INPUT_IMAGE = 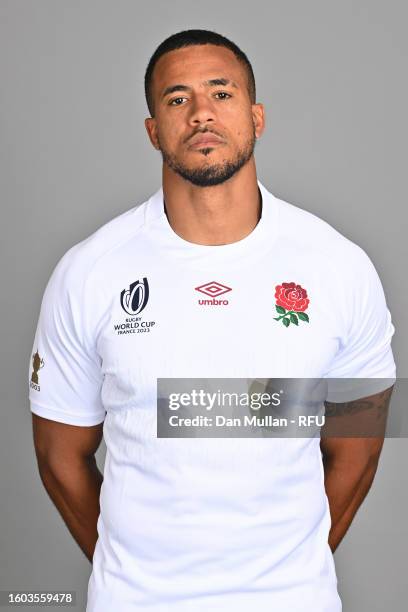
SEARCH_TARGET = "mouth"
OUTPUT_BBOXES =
[188,133,225,149]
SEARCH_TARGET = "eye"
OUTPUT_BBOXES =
[214,92,232,100]
[169,97,187,106]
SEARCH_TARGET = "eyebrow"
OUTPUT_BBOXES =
[161,78,239,99]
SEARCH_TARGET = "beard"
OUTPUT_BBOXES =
[158,127,257,187]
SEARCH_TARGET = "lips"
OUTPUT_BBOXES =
[188,133,225,148]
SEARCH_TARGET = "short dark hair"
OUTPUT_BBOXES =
[144,29,256,116]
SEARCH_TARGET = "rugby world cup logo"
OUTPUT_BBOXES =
[120,277,149,315]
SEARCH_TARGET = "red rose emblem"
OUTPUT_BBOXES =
[273,282,310,327]
[275,282,309,312]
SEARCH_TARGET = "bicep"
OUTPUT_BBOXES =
[320,437,385,470]
[320,386,394,465]
[32,413,104,468]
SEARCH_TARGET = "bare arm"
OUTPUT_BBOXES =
[31,414,104,563]
[320,386,394,553]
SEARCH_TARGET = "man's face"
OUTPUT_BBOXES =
[145,44,265,187]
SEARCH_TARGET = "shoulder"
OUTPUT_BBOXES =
[271,192,389,322]
[273,193,374,273]
[43,199,149,299]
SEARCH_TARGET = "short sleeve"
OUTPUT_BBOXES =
[28,247,106,426]
[324,248,396,402]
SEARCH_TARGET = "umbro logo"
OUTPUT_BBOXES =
[195,281,231,306]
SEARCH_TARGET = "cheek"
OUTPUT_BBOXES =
[156,113,181,143]
[156,126,178,151]
[227,113,255,141]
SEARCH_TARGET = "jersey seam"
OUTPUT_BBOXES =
[79,201,150,353]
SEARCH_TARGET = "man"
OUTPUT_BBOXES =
[29,29,396,611]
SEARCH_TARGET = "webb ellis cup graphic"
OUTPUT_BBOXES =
[31,350,44,384]
[120,277,149,316]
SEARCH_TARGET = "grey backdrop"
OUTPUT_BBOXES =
[1,1,407,610]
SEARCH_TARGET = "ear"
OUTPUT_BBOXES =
[252,103,265,139]
[145,117,160,150]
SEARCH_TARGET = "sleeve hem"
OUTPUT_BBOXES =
[29,401,106,426]
[325,375,396,403]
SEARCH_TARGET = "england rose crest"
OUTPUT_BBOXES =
[273,282,310,327]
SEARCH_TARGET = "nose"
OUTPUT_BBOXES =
[187,93,216,127]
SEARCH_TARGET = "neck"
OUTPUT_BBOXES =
[161,160,261,246]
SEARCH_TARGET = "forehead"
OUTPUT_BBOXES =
[152,44,247,93]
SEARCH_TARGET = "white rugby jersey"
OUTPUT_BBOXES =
[28,180,396,612]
